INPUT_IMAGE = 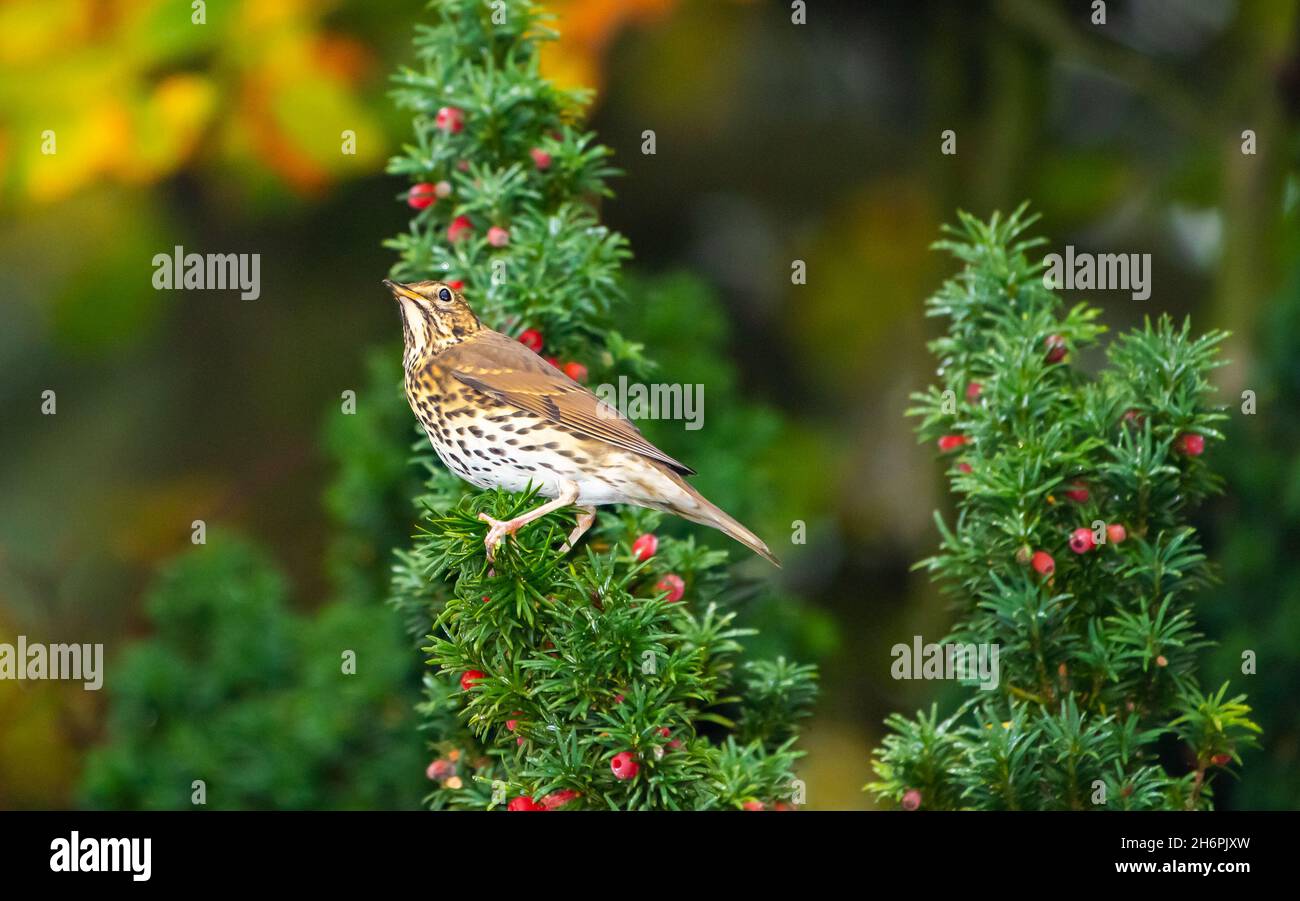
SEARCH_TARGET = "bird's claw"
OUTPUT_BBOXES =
[478,512,517,562]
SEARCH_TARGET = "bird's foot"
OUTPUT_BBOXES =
[559,507,597,555]
[478,512,524,562]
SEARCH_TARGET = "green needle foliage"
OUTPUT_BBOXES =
[867,207,1259,811]
[385,0,815,811]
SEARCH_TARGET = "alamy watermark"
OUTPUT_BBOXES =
[0,636,103,690]
[50,832,150,882]
[891,636,1000,690]
[152,245,261,300]
[1043,245,1151,301]
[594,376,704,430]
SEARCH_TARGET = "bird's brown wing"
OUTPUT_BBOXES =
[438,330,695,476]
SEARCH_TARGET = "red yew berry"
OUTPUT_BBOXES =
[631,533,658,561]
[1031,551,1055,576]
[562,361,588,383]
[901,788,922,811]
[487,225,509,247]
[937,435,968,452]
[507,796,543,811]
[655,573,685,603]
[435,106,465,133]
[966,381,983,401]
[1177,433,1205,456]
[1044,334,1067,363]
[447,216,473,242]
[1211,753,1232,767]
[610,751,639,780]
[1069,527,1096,554]
[530,147,552,169]
[518,328,544,353]
[407,182,437,210]
[1106,523,1127,545]
[447,279,465,291]
[743,800,765,811]
[540,789,580,810]
[1064,482,1089,503]
[459,669,485,691]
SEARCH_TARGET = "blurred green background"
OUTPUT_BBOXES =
[2,0,1298,810]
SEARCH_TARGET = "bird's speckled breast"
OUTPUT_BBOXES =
[405,357,646,503]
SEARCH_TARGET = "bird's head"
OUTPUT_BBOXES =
[384,279,483,364]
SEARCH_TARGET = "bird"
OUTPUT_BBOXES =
[385,278,779,566]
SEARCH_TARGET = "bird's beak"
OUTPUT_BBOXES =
[383,279,422,303]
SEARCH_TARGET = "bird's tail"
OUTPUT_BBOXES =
[664,474,781,567]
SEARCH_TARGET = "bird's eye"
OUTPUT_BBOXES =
[438,287,452,302]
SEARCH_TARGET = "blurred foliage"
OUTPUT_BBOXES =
[1201,204,1300,811]
[0,0,386,204]
[80,534,423,809]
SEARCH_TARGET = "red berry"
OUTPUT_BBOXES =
[1069,527,1096,555]
[459,669,486,691]
[540,789,580,810]
[407,182,437,210]
[901,788,922,811]
[1031,551,1055,576]
[743,800,765,811]
[435,106,465,133]
[1106,523,1127,545]
[487,225,509,247]
[447,279,465,291]
[447,215,473,242]
[956,462,973,474]
[610,751,639,780]
[426,759,453,781]
[631,533,658,561]
[518,328,544,353]
[562,361,588,383]
[1177,433,1205,456]
[507,796,543,811]
[1064,482,1089,503]
[966,381,983,402]
[655,573,685,603]
[937,435,968,452]
[481,594,491,603]
[506,718,519,732]
[1211,753,1232,767]
[1044,334,1067,363]
[530,147,552,170]
[657,726,682,749]
[544,356,560,368]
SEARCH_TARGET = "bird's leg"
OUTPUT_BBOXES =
[560,506,597,555]
[478,481,580,562]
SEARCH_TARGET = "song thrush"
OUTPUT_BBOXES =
[385,279,779,566]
